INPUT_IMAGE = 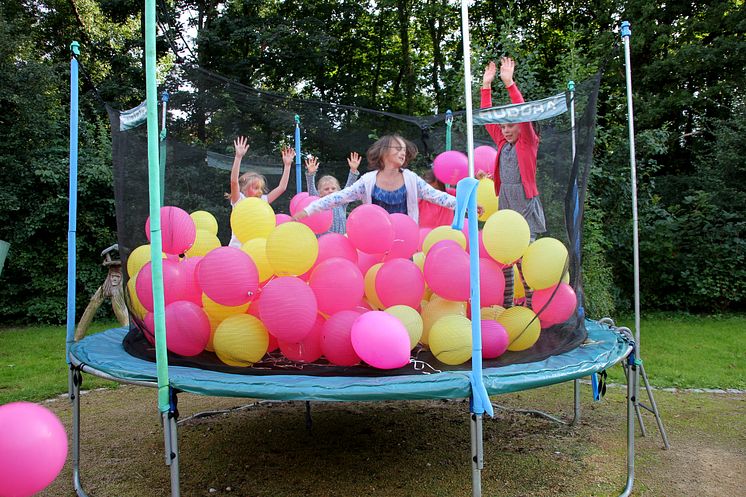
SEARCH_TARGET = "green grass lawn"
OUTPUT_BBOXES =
[1,313,744,405]
[604,313,746,390]
[0,322,120,404]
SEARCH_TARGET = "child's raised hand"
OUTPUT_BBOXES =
[234,136,249,158]
[482,61,497,88]
[281,146,296,168]
[347,152,361,172]
[305,155,319,174]
[499,57,515,87]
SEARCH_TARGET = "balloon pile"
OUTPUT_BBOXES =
[128,196,576,370]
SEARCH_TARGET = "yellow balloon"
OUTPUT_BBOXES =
[562,271,570,284]
[190,210,219,236]
[126,277,147,319]
[126,244,165,278]
[241,238,273,282]
[429,315,473,365]
[421,297,466,346]
[412,251,425,271]
[266,222,318,276]
[213,314,269,366]
[482,209,530,264]
[513,265,525,300]
[385,305,423,350]
[230,197,276,244]
[476,178,499,221]
[521,238,569,290]
[205,314,222,352]
[202,294,250,321]
[497,306,541,351]
[422,226,467,254]
[481,305,506,321]
[185,229,221,257]
[364,263,384,310]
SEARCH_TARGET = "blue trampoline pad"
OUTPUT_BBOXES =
[69,320,630,402]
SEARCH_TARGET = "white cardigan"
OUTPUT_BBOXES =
[302,169,456,223]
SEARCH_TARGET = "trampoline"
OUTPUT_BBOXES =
[62,6,649,496]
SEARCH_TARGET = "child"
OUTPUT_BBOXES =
[417,168,455,228]
[228,136,295,247]
[481,57,546,306]
[293,134,457,223]
[305,152,361,234]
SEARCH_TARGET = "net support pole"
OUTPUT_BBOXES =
[65,41,80,365]
[159,91,169,204]
[621,21,671,451]
[294,115,302,194]
[445,109,453,151]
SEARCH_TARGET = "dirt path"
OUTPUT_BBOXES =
[35,383,746,496]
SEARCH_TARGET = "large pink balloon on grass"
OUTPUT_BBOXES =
[309,257,364,315]
[531,283,577,328]
[259,276,318,342]
[145,206,197,255]
[433,150,468,185]
[321,310,363,366]
[351,311,411,369]
[346,204,394,254]
[197,246,259,306]
[375,258,425,309]
[0,402,67,497]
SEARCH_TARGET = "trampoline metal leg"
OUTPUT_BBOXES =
[70,368,91,497]
[470,413,484,497]
[618,355,636,497]
[639,363,671,449]
[570,379,581,426]
[163,412,181,497]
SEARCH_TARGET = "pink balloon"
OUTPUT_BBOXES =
[384,213,419,261]
[474,145,497,176]
[164,300,211,356]
[446,186,456,196]
[145,206,197,255]
[357,250,384,276]
[375,258,425,309]
[142,312,156,345]
[478,258,506,307]
[275,213,293,225]
[197,246,259,306]
[309,257,364,315]
[481,320,509,359]
[317,233,358,265]
[178,256,203,305]
[351,311,411,369]
[259,277,318,342]
[296,195,333,234]
[423,241,470,301]
[135,259,186,312]
[346,204,394,254]
[532,283,578,328]
[279,314,325,363]
[321,310,363,366]
[0,402,67,497]
[418,227,432,251]
[289,192,310,215]
[433,150,468,185]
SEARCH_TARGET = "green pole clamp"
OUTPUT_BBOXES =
[70,41,80,56]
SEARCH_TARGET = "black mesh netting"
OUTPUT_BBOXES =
[110,63,601,376]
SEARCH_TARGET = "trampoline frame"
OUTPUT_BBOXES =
[67,321,635,497]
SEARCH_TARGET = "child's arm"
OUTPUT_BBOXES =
[230,136,249,204]
[480,61,505,146]
[416,177,457,210]
[305,155,320,196]
[344,152,362,188]
[292,181,366,220]
[266,146,295,204]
